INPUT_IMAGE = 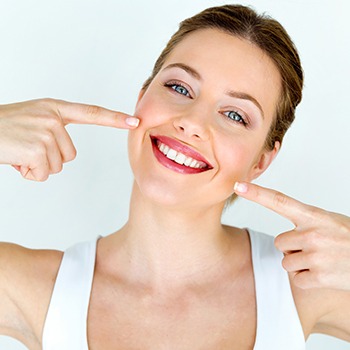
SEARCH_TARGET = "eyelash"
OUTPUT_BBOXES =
[164,81,192,98]
[223,110,248,126]
[163,81,249,127]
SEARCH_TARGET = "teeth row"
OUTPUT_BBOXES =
[157,141,207,169]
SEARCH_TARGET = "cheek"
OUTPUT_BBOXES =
[134,90,172,128]
[129,91,170,171]
[215,136,262,179]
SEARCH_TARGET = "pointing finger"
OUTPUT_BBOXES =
[233,182,309,225]
[52,99,140,129]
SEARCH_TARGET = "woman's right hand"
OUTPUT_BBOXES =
[0,98,139,181]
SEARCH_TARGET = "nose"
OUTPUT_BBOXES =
[172,111,210,141]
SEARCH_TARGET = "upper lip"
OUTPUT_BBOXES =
[150,135,213,168]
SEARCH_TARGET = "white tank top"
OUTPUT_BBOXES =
[42,229,305,349]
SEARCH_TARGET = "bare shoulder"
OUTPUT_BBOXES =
[0,242,63,348]
[291,276,350,342]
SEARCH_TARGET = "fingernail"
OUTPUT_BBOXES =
[126,117,140,127]
[234,182,248,193]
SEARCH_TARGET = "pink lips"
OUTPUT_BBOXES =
[150,135,213,174]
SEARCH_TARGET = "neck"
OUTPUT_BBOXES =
[108,182,243,293]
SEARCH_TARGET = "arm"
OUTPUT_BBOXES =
[0,243,62,348]
[0,98,140,345]
[311,289,350,341]
[290,275,350,341]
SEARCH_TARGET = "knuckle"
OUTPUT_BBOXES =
[64,147,77,162]
[86,104,102,120]
[37,98,54,108]
[36,99,63,125]
[40,131,54,144]
[303,230,321,247]
[39,97,54,104]
[51,163,63,174]
[38,174,49,182]
[274,235,283,250]
[303,205,323,223]
[307,251,322,267]
[281,256,291,271]
[71,147,77,159]
[36,142,48,156]
[272,191,289,208]
[27,144,46,163]
[29,171,49,182]
[45,115,62,129]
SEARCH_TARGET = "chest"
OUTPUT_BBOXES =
[87,272,257,350]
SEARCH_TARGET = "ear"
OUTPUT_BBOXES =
[248,141,280,181]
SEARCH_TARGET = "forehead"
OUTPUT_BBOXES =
[161,28,282,121]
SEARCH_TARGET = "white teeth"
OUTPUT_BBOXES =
[166,149,177,160]
[156,140,207,169]
[163,145,170,155]
[174,153,186,164]
[190,160,198,168]
[184,157,193,166]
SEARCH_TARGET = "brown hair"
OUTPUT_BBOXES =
[142,4,303,150]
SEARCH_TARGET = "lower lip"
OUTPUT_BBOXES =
[151,139,209,175]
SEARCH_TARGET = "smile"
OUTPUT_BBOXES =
[150,135,212,174]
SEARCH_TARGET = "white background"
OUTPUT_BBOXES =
[0,0,349,349]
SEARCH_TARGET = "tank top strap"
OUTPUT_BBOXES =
[247,229,305,350]
[42,237,99,350]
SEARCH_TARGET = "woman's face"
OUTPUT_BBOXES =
[128,29,281,208]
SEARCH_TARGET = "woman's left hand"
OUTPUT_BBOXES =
[234,182,350,291]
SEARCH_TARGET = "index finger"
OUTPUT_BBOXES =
[53,99,140,128]
[233,182,309,225]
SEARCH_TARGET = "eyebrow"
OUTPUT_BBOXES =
[163,63,202,81]
[226,91,264,119]
[163,62,264,119]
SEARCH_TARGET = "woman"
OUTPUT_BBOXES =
[0,4,349,350]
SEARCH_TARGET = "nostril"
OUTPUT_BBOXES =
[173,119,209,141]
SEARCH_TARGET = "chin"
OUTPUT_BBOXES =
[132,174,231,212]
[133,176,195,207]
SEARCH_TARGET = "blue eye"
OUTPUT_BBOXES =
[165,82,191,97]
[224,110,247,126]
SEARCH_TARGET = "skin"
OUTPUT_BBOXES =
[128,30,280,210]
[235,182,350,341]
[0,28,349,349]
[0,98,139,181]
